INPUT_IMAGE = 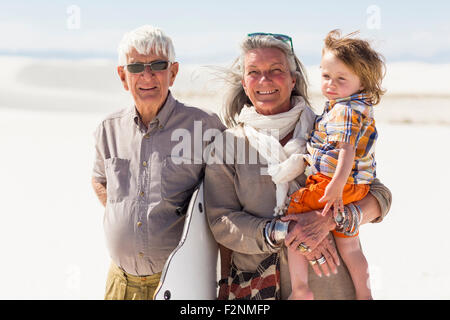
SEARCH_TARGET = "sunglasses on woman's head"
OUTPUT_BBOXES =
[247,32,294,54]
[125,60,170,74]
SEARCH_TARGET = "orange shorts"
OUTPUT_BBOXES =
[287,173,370,238]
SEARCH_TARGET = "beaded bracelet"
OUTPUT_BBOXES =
[345,203,362,236]
[334,203,362,237]
[334,207,348,232]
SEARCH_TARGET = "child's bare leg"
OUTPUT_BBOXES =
[334,236,372,300]
[287,246,313,300]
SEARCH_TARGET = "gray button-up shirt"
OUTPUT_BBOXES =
[93,92,225,276]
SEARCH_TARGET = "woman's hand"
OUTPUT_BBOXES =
[217,281,229,300]
[217,244,232,300]
[304,234,340,277]
[281,210,336,252]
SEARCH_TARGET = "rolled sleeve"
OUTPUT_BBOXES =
[368,178,392,223]
[92,122,106,184]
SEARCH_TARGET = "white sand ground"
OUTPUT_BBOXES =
[1,107,449,299]
[1,56,449,299]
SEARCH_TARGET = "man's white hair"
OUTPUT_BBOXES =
[117,25,176,66]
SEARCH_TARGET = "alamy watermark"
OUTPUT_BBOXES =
[66,5,81,30]
[366,5,381,30]
[170,121,282,170]
[65,264,81,294]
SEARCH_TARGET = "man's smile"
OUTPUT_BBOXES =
[139,86,157,91]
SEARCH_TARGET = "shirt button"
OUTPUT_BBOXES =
[138,252,144,258]
[139,191,144,197]
[144,133,150,139]
[137,221,143,227]
[142,161,147,167]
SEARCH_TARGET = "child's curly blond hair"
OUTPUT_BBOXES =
[323,30,386,105]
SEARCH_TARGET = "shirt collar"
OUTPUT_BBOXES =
[326,93,370,112]
[154,91,176,129]
[131,91,177,130]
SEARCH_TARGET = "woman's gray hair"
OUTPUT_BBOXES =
[117,25,175,66]
[221,34,310,128]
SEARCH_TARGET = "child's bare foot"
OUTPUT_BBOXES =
[288,285,314,300]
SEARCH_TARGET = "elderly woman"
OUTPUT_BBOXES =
[204,33,391,300]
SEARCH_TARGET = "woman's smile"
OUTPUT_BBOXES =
[257,89,278,94]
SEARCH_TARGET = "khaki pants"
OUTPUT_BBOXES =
[104,262,162,300]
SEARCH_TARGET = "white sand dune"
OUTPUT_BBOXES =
[0,56,449,299]
[1,56,450,123]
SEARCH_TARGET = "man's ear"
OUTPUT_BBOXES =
[168,62,179,87]
[117,66,129,91]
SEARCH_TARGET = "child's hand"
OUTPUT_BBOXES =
[319,182,344,217]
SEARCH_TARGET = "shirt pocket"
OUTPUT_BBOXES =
[161,156,203,211]
[104,157,130,203]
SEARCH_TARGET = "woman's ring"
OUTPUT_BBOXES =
[297,242,311,253]
[317,255,326,265]
[309,260,317,266]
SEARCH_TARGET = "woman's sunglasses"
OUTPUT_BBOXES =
[247,32,294,53]
[125,60,170,74]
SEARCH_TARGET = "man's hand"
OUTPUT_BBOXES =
[92,178,107,207]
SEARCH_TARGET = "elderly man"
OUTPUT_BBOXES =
[91,25,224,300]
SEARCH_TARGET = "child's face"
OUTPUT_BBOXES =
[320,51,364,100]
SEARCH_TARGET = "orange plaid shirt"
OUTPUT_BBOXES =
[305,93,377,184]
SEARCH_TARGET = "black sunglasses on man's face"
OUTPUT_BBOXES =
[125,60,170,74]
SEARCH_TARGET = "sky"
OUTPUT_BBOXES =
[1,0,450,65]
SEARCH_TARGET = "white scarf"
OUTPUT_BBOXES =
[238,96,316,216]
